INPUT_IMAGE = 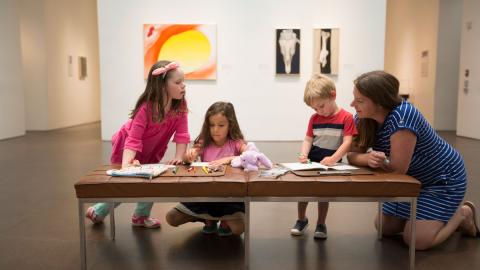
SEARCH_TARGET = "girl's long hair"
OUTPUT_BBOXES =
[194,102,244,148]
[130,60,187,122]
[354,70,402,149]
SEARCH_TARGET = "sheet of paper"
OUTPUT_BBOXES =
[280,162,359,171]
[331,164,359,170]
[279,162,329,171]
[190,162,210,167]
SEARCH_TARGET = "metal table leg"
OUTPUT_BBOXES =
[409,198,417,270]
[245,198,250,270]
[110,202,115,241]
[378,202,383,240]
[78,200,86,270]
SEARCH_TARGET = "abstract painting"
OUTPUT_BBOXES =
[276,29,300,75]
[313,28,339,75]
[144,24,217,80]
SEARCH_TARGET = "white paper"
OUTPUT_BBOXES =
[280,162,359,171]
[330,164,359,170]
[190,162,210,167]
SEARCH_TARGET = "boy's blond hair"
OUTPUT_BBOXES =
[303,74,336,105]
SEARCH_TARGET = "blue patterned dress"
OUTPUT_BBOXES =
[372,100,466,222]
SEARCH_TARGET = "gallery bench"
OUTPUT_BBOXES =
[75,165,421,270]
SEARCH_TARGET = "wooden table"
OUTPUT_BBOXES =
[75,165,421,270]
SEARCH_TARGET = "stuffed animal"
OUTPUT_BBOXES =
[231,142,273,172]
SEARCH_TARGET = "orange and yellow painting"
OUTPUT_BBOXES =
[144,24,217,80]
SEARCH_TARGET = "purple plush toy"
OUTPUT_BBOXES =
[231,142,273,172]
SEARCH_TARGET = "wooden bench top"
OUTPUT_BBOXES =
[74,165,421,199]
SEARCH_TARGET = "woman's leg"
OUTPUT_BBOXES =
[374,213,407,236]
[165,208,198,227]
[402,203,476,250]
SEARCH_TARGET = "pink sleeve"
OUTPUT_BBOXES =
[173,112,190,143]
[124,104,148,152]
[343,112,357,136]
[306,115,314,137]
[235,140,246,155]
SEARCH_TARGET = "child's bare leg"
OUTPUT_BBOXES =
[374,213,406,236]
[165,208,197,227]
[317,202,329,224]
[298,202,309,220]
[225,219,245,235]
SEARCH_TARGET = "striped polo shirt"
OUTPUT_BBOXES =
[306,109,357,162]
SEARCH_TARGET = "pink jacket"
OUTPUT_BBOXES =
[110,103,190,164]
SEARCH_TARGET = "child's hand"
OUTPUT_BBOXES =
[122,159,140,169]
[209,157,232,166]
[298,154,309,163]
[367,150,387,168]
[167,158,183,165]
[183,148,198,164]
[320,156,336,166]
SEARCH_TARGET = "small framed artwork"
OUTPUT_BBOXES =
[313,28,339,75]
[276,28,300,75]
[78,56,87,79]
[143,24,217,80]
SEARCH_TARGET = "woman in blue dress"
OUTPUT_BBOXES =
[347,70,479,250]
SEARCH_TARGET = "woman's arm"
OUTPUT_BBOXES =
[387,129,416,174]
[347,129,416,173]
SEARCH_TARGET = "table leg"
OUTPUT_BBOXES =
[409,198,417,270]
[245,198,250,270]
[78,200,86,270]
[378,202,383,240]
[109,202,115,241]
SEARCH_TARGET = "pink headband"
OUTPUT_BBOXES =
[152,62,180,77]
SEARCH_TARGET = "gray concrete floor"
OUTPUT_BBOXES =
[0,122,479,270]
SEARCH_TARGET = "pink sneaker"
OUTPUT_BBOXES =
[131,215,161,229]
[85,207,105,224]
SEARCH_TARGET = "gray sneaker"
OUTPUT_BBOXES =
[314,224,327,239]
[291,219,309,236]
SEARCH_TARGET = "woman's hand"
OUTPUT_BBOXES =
[367,150,387,168]
[209,157,232,166]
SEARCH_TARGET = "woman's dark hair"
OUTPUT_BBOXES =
[194,101,244,148]
[130,60,186,122]
[354,70,402,149]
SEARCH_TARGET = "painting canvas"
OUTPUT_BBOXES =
[313,28,339,75]
[276,29,300,75]
[144,24,217,80]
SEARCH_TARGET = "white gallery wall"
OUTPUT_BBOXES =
[457,0,480,139]
[20,0,100,131]
[0,0,26,140]
[98,0,387,141]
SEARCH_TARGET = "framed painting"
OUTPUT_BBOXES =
[313,28,339,75]
[144,24,217,80]
[276,28,300,75]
